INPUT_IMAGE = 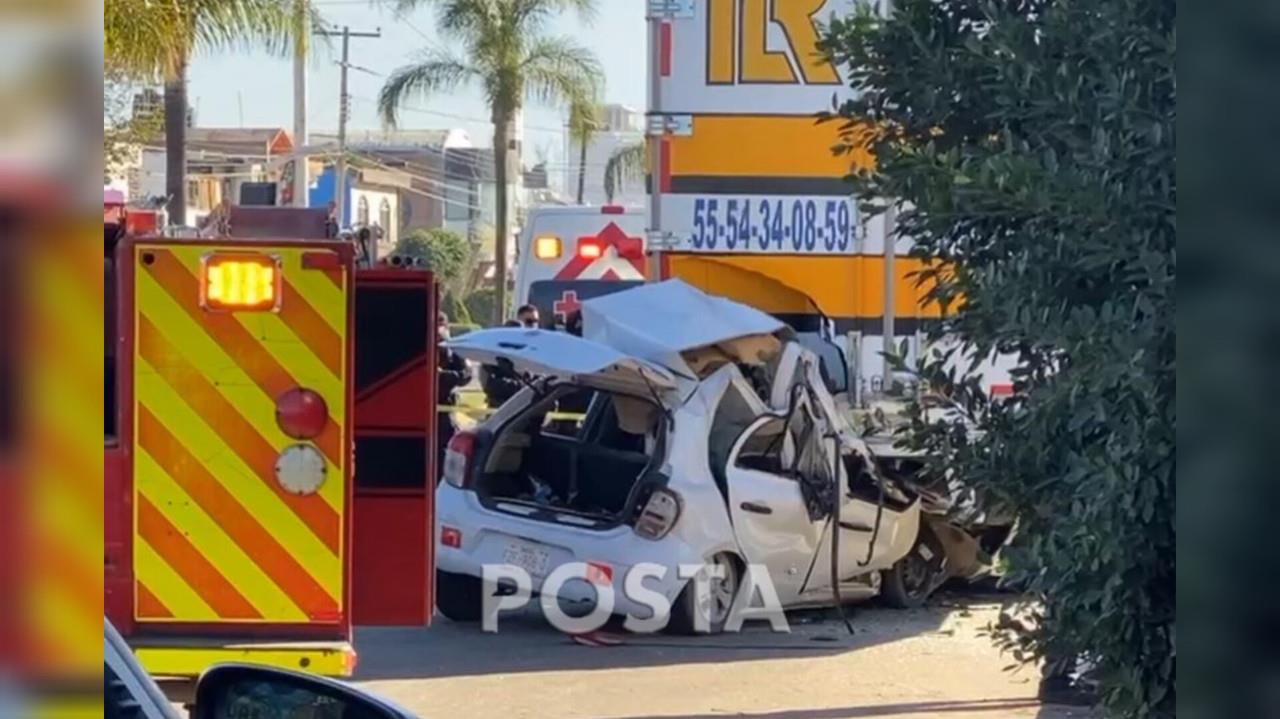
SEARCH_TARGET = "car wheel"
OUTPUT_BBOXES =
[881,530,946,609]
[668,553,740,634]
[436,569,483,622]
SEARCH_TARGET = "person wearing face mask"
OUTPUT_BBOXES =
[436,312,472,483]
[515,304,541,328]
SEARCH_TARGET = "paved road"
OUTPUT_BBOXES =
[352,597,1097,719]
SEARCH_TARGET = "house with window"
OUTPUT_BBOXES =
[136,127,294,226]
[309,165,410,258]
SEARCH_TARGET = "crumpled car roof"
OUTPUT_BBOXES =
[581,280,787,378]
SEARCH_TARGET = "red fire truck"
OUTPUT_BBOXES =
[104,202,437,677]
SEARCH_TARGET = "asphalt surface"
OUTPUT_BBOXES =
[351,595,1098,719]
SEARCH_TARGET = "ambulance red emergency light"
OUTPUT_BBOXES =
[512,205,646,327]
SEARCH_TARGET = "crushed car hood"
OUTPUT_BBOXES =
[581,280,787,378]
[445,327,677,396]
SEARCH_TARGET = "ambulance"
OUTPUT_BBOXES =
[512,205,647,328]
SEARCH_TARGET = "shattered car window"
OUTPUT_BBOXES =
[734,417,788,475]
[787,405,836,521]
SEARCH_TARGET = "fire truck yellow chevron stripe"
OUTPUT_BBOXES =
[135,537,218,621]
[167,247,344,417]
[287,260,345,332]
[137,403,339,618]
[136,313,343,542]
[135,349,341,593]
[133,242,348,625]
[135,448,311,622]
[145,249,346,469]
[135,268,343,513]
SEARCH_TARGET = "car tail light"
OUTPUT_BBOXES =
[634,488,681,540]
[601,205,625,215]
[585,561,613,585]
[443,432,476,488]
[440,525,462,548]
[578,239,604,259]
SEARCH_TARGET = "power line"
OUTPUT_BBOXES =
[315,24,383,223]
[348,95,572,135]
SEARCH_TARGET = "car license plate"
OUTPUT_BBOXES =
[503,541,551,577]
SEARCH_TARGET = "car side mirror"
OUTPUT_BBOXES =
[192,664,416,719]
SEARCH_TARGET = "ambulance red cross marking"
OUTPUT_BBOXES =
[553,222,646,281]
[554,290,582,323]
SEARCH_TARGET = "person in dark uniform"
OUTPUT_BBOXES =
[481,319,525,409]
[436,312,472,483]
[552,311,592,435]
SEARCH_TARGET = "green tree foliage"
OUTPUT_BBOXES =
[463,288,497,328]
[603,142,644,204]
[104,0,312,222]
[379,0,603,324]
[397,228,475,323]
[568,98,602,204]
[820,0,1174,715]
[104,75,161,183]
[397,228,471,285]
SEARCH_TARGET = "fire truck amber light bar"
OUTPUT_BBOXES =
[202,254,282,311]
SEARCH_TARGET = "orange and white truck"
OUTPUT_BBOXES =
[641,0,980,397]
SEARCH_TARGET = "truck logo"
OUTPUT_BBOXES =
[706,0,842,86]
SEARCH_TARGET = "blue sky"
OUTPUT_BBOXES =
[187,0,647,164]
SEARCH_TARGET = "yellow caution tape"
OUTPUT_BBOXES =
[437,405,587,421]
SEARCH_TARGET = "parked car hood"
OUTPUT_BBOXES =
[445,327,677,397]
[581,279,787,379]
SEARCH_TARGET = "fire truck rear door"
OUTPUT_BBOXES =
[128,241,351,627]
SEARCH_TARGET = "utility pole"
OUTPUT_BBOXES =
[292,0,310,208]
[315,25,380,226]
[880,0,897,394]
[883,203,897,392]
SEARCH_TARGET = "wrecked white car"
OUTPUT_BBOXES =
[434,281,922,631]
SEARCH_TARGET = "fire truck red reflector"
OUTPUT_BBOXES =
[440,526,462,548]
[310,608,343,622]
[601,205,625,215]
[585,562,613,585]
[578,241,604,259]
[276,387,329,439]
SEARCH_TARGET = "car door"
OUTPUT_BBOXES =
[723,410,829,604]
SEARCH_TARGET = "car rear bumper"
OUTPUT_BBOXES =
[436,486,700,619]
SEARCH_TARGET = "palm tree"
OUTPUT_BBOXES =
[104,0,304,226]
[379,0,603,324]
[567,97,600,204]
[603,142,645,204]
